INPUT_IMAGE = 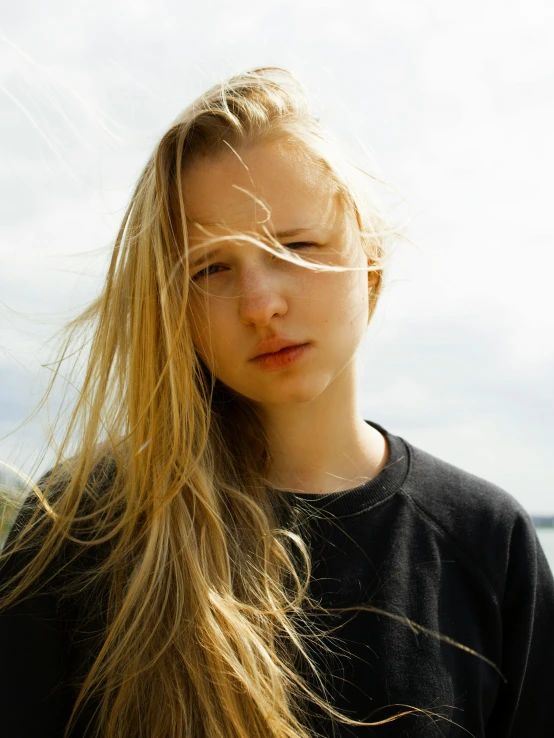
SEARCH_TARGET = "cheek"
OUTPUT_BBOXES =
[187,295,217,365]
[316,268,368,327]
[187,296,237,377]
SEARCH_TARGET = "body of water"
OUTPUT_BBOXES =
[536,528,554,573]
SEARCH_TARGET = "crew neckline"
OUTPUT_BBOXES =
[280,420,410,518]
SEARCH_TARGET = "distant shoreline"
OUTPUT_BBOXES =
[533,517,554,528]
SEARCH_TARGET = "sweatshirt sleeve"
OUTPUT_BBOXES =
[486,512,554,737]
[0,500,76,738]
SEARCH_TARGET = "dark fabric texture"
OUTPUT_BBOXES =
[1,420,553,737]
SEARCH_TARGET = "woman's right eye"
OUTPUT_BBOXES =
[191,243,317,281]
[191,264,226,281]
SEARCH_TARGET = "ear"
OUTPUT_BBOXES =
[367,259,379,289]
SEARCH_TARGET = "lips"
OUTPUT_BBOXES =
[249,336,306,360]
[250,343,310,371]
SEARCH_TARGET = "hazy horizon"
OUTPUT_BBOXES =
[1,0,553,514]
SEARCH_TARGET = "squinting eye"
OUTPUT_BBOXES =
[191,243,317,280]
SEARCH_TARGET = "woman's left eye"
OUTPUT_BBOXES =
[191,243,316,280]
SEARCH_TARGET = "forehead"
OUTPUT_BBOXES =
[181,139,340,239]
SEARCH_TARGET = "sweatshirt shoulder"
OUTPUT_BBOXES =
[401,438,529,526]
[397,436,536,583]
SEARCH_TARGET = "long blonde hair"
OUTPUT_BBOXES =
[0,67,415,737]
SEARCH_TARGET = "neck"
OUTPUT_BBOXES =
[259,364,389,494]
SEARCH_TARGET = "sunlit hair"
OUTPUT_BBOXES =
[0,67,471,737]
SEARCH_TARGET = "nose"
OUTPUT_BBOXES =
[237,263,288,327]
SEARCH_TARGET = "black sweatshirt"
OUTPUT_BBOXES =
[1,420,553,737]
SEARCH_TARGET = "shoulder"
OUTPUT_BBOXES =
[401,437,528,529]
[397,435,538,589]
[1,455,118,584]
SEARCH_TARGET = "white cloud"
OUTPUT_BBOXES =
[0,0,552,512]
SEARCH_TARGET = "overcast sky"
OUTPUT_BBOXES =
[1,0,553,514]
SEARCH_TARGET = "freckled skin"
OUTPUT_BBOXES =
[183,139,374,409]
[182,138,388,493]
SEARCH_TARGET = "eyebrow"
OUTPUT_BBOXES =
[188,227,316,269]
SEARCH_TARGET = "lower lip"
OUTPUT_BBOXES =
[251,344,310,371]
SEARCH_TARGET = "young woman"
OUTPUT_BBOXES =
[1,67,553,738]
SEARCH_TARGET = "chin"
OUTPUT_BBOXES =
[250,375,330,407]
